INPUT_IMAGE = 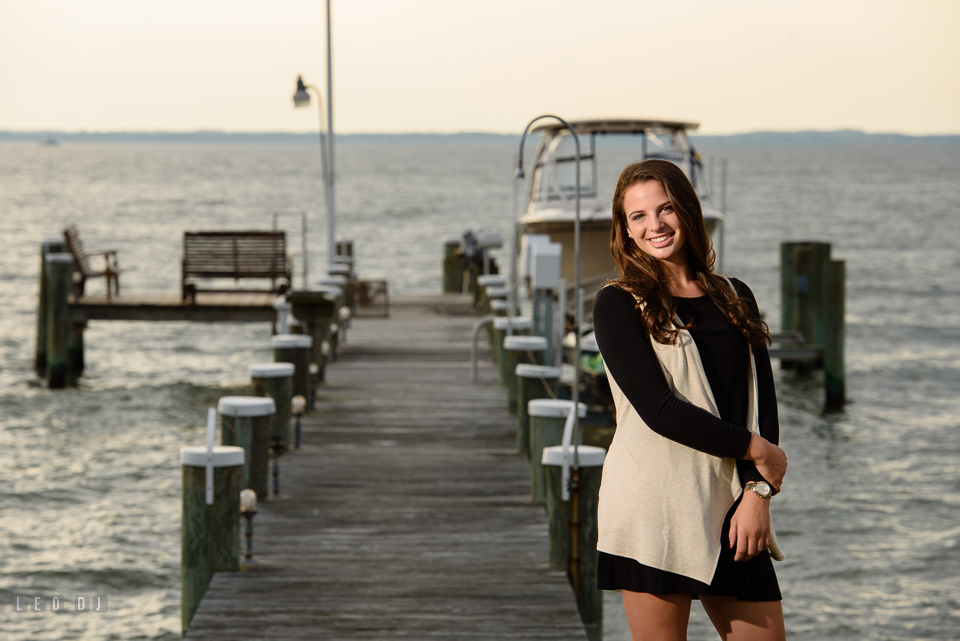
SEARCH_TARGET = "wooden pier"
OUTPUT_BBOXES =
[184,293,588,640]
[70,292,278,323]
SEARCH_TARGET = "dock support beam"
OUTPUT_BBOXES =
[779,241,846,408]
[823,260,846,409]
[442,237,464,293]
[781,241,831,371]
[35,238,66,376]
[44,253,75,389]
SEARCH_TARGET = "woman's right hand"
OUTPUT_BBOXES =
[745,434,787,493]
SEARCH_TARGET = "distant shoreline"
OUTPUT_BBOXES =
[2,129,959,146]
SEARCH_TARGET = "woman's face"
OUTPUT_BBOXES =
[622,179,688,267]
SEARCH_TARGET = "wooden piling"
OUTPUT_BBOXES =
[515,365,561,457]
[218,396,276,501]
[271,334,313,408]
[442,237,463,293]
[823,259,846,409]
[779,242,798,337]
[528,400,587,505]
[335,239,354,262]
[543,445,606,641]
[180,445,244,635]
[35,238,66,376]
[502,336,547,415]
[781,241,831,370]
[44,253,74,389]
[249,363,295,448]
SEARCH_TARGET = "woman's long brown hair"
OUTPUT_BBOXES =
[608,159,770,347]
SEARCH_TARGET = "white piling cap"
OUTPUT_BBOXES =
[528,399,588,419]
[515,364,561,379]
[504,335,547,352]
[217,396,277,417]
[542,445,606,468]
[493,316,532,331]
[477,275,507,287]
[490,299,509,311]
[319,275,347,286]
[42,236,64,247]
[46,252,74,264]
[249,362,295,378]
[180,445,245,467]
[485,287,509,298]
[271,334,313,349]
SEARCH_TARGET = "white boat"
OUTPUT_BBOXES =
[518,119,724,297]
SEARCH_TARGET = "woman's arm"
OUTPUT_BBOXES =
[730,279,783,488]
[726,279,786,560]
[593,286,754,459]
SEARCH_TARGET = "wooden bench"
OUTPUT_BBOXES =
[64,225,121,299]
[182,231,292,303]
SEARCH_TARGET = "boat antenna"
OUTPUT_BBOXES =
[514,115,583,481]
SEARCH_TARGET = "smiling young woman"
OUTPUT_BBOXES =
[593,159,789,641]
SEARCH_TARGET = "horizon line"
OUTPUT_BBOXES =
[3,127,960,138]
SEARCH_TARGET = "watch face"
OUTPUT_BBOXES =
[755,481,772,497]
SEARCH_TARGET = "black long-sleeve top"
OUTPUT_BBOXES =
[592,279,779,486]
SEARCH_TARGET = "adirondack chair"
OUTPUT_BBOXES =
[63,225,121,299]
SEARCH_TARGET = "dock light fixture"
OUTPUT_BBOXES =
[240,489,258,562]
[292,395,306,449]
[293,77,311,108]
[514,114,583,491]
[292,73,336,269]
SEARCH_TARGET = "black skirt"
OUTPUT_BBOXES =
[596,496,782,601]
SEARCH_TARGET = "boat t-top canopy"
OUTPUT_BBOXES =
[530,118,700,135]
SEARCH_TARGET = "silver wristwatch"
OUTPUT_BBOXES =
[744,480,772,499]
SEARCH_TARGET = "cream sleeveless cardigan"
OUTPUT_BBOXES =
[596,296,782,584]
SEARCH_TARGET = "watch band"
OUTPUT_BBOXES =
[744,480,772,499]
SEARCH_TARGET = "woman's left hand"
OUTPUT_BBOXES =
[729,492,772,562]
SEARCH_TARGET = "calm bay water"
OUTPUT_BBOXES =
[1,140,958,640]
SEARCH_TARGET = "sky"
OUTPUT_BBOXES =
[1,0,958,135]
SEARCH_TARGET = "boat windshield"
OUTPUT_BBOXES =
[529,125,703,204]
[530,132,597,202]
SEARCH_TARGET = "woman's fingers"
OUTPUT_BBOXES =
[731,493,773,561]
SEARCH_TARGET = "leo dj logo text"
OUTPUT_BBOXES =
[13,595,108,613]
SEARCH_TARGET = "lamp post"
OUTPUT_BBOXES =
[293,75,336,269]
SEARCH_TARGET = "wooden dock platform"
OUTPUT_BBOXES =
[184,293,588,640]
[70,292,278,323]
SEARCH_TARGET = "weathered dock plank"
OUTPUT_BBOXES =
[71,292,278,322]
[184,293,587,640]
